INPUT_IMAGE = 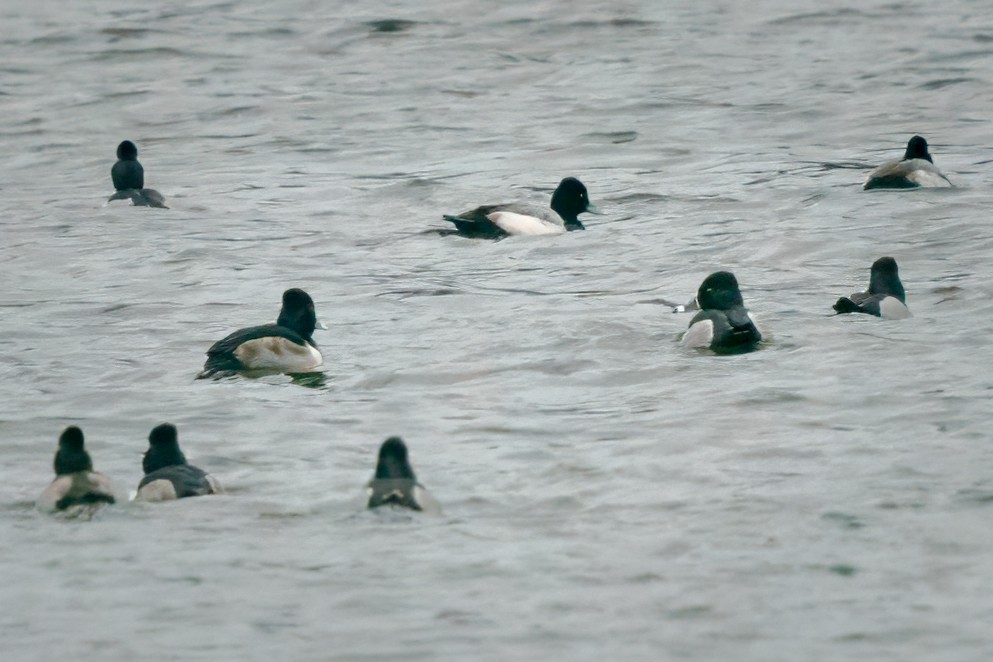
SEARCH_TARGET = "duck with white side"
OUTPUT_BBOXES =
[135,423,221,501]
[682,271,763,354]
[198,288,324,378]
[863,135,952,190]
[37,426,116,518]
[443,177,599,238]
[833,257,911,319]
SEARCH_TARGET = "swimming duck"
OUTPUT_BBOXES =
[36,426,116,517]
[682,271,762,353]
[443,177,599,238]
[833,257,911,319]
[367,437,438,512]
[135,423,220,501]
[862,135,952,190]
[108,140,168,208]
[198,288,323,378]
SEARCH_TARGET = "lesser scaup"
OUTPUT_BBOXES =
[108,140,168,208]
[198,288,323,378]
[443,177,599,238]
[36,426,116,517]
[135,423,220,501]
[863,135,952,190]
[833,257,911,319]
[682,271,763,353]
[367,437,439,513]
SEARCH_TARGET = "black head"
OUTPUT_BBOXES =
[143,423,187,474]
[276,288,318,340]
[117,140,139,161]
[54,426,93,475]
[868,256,905,301]
[550,177,596,227]
[903,135,932,163]
[696,271,745,311]
[374,436,416,480]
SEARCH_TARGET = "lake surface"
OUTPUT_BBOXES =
[2,0,992,659]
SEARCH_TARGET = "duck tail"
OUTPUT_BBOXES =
[832,297,861,314]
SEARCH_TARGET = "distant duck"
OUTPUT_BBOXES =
[833,257,911,319]
[442,177,599,238]
[135,424,220,501]
[198,288,323,378]
[862,135,952,190]
[682,271,762,353]
[36,426,116,518]
[367,437,439,513]
[107,140,168,208]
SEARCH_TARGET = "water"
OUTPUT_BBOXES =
[2,0,993,659]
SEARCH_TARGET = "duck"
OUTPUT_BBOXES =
[682,271,762,353]
[862,135,952,190]
[442,177,599,238]
[833,256,911,319]
[367,437,438,513]
[135,423,220,501]
[107,140,168,208]
[36,426,116,517]
[198,288,323,378]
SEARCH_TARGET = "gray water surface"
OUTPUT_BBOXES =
[2,1,993,660]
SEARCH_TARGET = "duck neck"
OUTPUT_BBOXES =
[54,449,93,476]
[375,456,415,481]
[143,447,187,474]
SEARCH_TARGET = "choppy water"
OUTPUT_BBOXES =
[2,0,993,659]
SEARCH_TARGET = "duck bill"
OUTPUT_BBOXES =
[584,203,603,215]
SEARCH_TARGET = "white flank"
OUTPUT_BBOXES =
[136,479,178,502]
[414,485,443,515]
[906,164,952,187]
[234,337,323,371]
[36,476,73,513]
[488,211,564,236]
[89,472,113,494]
[879,296,912,320]
[37,472,115,514]
[682,319,714,348]
[206,474,223,494]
